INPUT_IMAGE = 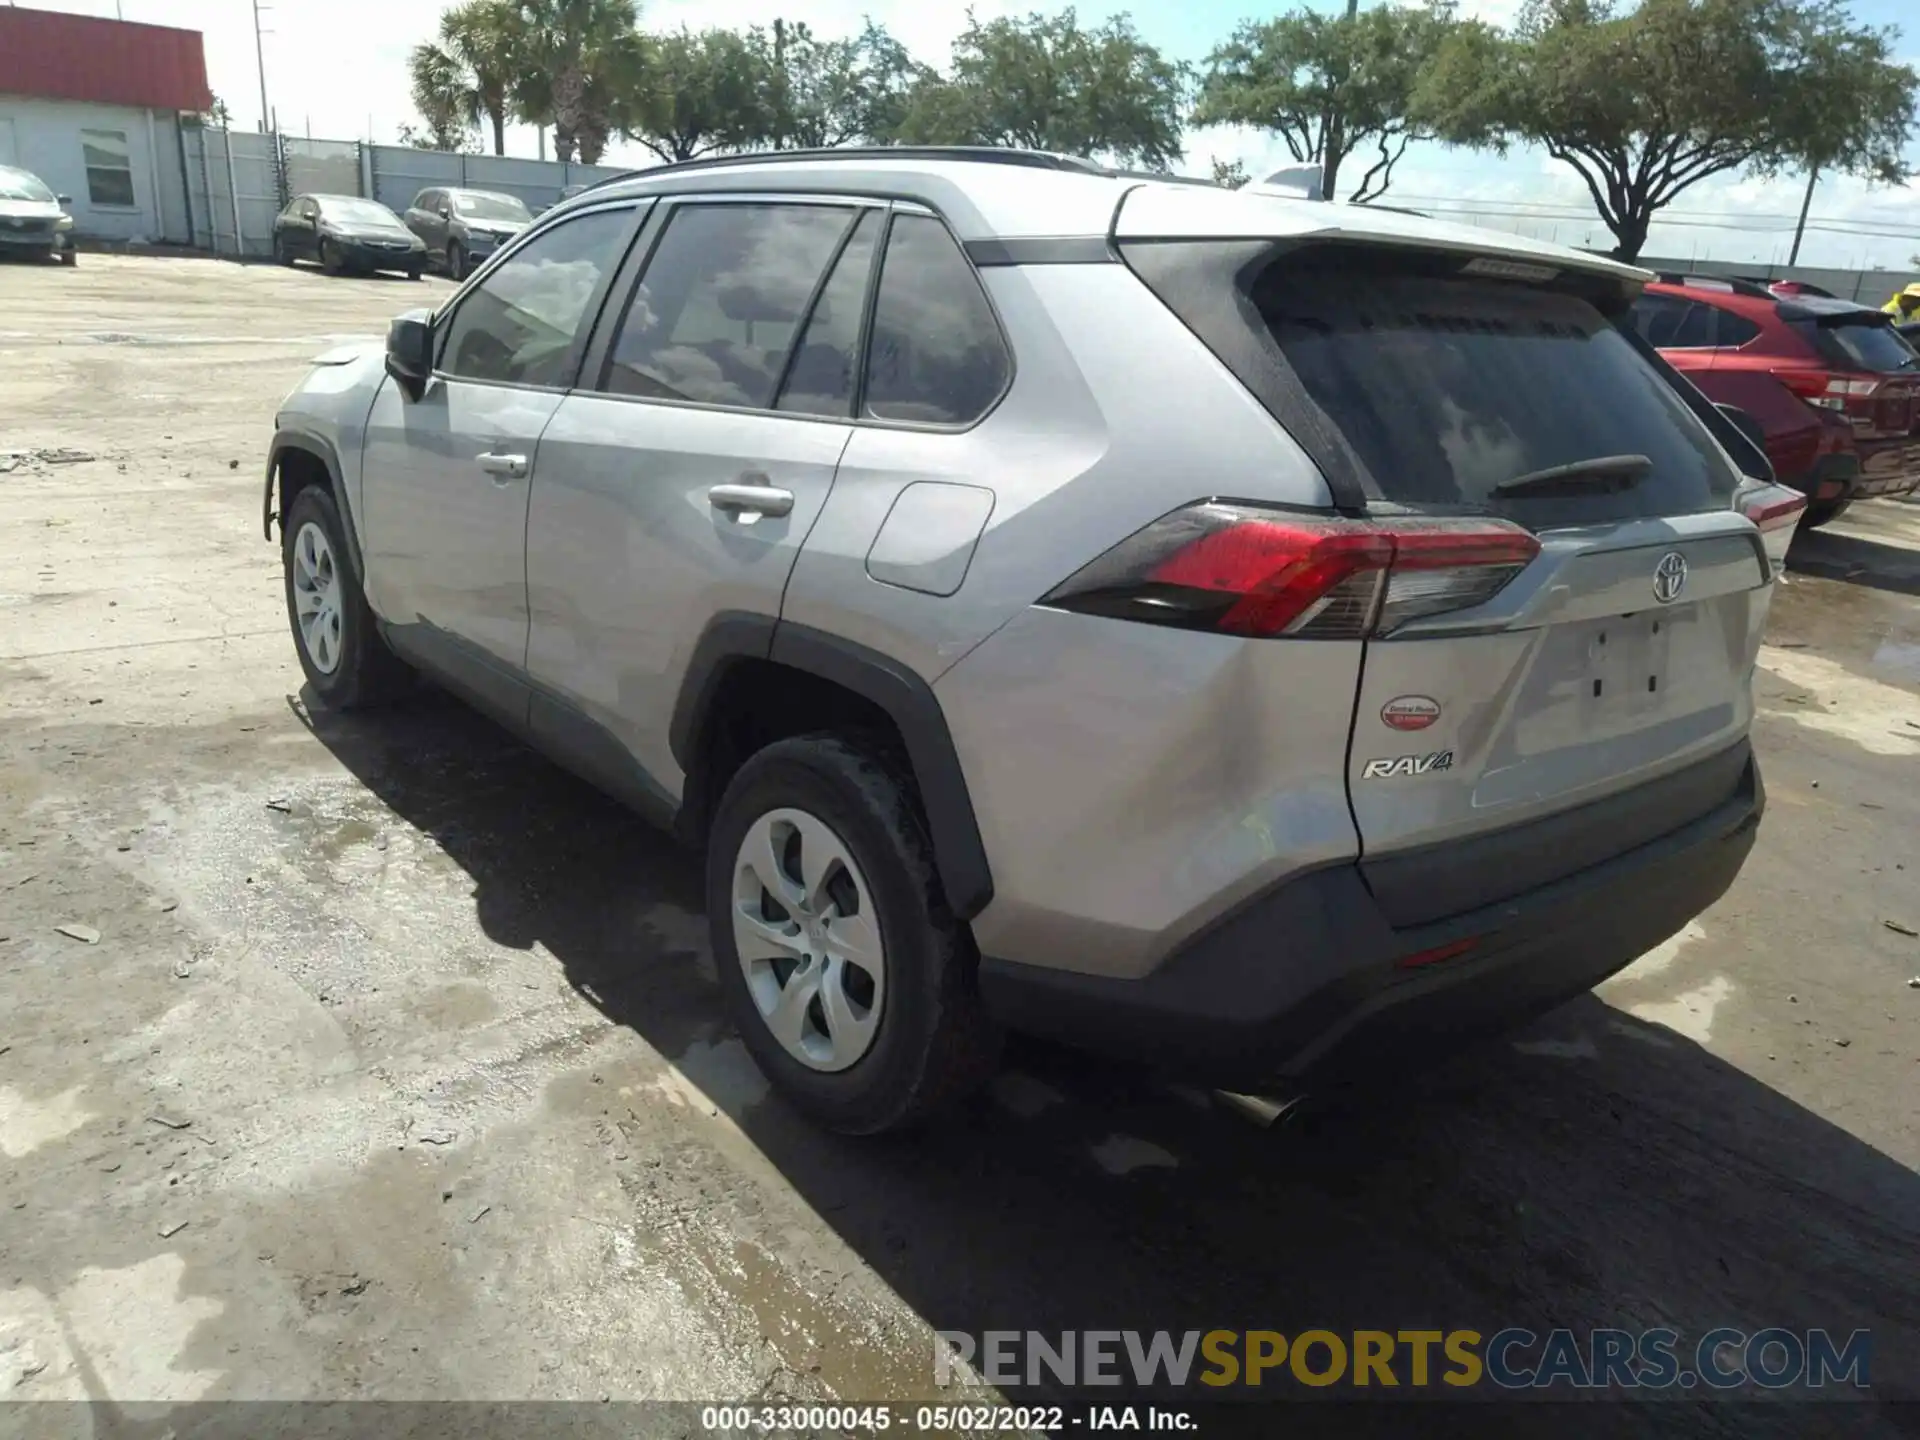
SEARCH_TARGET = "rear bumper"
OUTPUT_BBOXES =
[1847,439,1920,501]
[978,742,1762,1091]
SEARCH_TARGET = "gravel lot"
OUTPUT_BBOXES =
[1,254,1916,1430]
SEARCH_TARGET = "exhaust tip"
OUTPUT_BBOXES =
[1211,1089,1306,1129]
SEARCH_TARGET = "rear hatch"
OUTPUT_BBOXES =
[1116,203,1775,925]
[1779,302,1920,438]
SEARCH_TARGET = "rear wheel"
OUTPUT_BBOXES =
[274,234,294,267]
[1801,498,1850,529]
[281,485,409,709]
[708,735,1000,1134]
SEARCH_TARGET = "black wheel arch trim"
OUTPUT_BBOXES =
[266,427,365,581]
[671,614,995,921]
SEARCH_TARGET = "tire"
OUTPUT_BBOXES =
[407,263,423,282]
[708,735,1001,1134]
[274,235,294,267]
[319,238,343,275]
[446,241,466,281]
[1801,498,1850,530]
[281,485,409,709]
[56,246,77,268]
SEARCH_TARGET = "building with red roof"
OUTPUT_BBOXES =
[0,6,215,243]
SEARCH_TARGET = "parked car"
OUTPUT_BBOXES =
[1631,273,1920,526]
[273,194,425,278]
[1759,279,1836,299]
[401,187,532,279]
[265,148,1799,1133]
[0,163,76,266]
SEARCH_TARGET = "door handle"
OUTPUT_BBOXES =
[476,452,529,479]
[708,483,794,520]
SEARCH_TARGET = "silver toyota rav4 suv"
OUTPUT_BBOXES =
[264,147,1804,1133]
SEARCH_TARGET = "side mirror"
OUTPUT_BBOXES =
[385,309,434,401]
[1714,402,1767,455]
[56,194,73,207]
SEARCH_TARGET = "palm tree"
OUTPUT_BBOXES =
[407,0,523,157]
[512,0,641,164]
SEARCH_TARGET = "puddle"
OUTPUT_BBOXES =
[1629,975,1734,1045]
[0,1084,95,1158]
[1869,637,1920,683]
[1089,1134,1179,1176]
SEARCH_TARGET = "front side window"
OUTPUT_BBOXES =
[81,130,134,207]
[436,208,632,388]
[862,215,1011,425]
[603,203,856,409]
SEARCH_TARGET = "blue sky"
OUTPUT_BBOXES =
[35,0,1920,271]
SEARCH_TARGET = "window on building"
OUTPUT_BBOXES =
[81,130,135,207]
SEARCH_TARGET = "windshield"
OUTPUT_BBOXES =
[0,166,56,203]
[455,193,530,223]
[319,197,403,227]
[1798,317,1918,374]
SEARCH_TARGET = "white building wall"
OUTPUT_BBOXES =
[0,94,189,243]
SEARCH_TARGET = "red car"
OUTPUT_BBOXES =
[1628,274,1920,527]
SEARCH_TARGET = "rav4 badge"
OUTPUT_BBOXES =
[1381,695,1441,731]
[1362,751,1455,779]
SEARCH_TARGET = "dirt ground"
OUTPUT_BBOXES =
[1,254,1916,1432]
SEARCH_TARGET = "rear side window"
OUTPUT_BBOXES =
[1716,312,1762,346]
[602,203,855,409]
[863,215,1010,425]
[1792,316,1919,374]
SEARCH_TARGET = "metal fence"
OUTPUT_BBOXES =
[180,124,630,258]
[168,127,1920,302]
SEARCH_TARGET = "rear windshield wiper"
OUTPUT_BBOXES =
[1491,454,1653,499]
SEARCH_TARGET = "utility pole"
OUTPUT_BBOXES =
[772,19,788,150]
[252,0,273,135]
[1788,163,1819,267]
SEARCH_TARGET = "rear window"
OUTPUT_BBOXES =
[1792,316,1918,374]
[1128,244,1742,525]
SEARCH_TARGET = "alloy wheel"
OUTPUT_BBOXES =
[290,520,344,675]
[732,807,886,1072]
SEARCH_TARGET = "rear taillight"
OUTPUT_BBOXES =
[1737,482,1807,575]
[1779,371,1881,410]
[1041,504,1540,639]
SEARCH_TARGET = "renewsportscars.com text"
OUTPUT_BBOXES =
[934,1327,1871,1391]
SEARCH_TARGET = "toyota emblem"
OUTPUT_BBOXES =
[1652,551,1688,604]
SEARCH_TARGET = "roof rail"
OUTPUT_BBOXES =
[1653,271,1777,300]
[564,145,1116,202]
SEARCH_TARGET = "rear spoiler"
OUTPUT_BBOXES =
[1244,164,1325,202]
